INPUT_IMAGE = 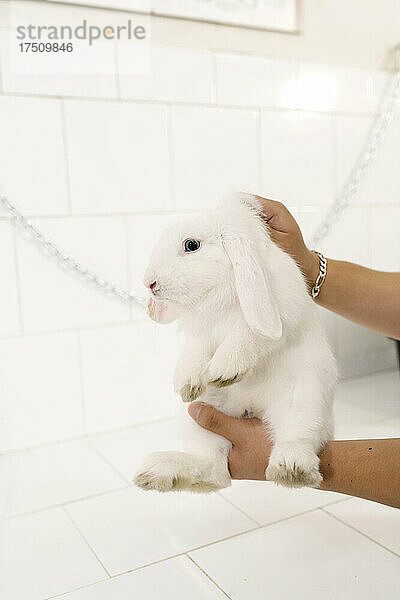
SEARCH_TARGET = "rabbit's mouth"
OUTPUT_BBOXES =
[150,288,171,302]
[148,296,180,324]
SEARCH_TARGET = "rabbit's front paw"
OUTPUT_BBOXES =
[265,442,322,488]
[205,351,248,388]
[174,360,206,403]
[179,382,204,403]
[174,372,204,403]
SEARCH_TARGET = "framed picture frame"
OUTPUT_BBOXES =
[45,0,298,33]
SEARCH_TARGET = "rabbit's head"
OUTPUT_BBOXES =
[144,194,284,340]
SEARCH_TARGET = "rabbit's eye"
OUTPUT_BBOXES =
[183,239,201,253]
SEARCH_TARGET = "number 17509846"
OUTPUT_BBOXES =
[19,42,74,52]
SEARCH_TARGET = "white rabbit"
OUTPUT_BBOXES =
[135,194,336,493]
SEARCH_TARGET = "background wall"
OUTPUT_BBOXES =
[0,0,399,452]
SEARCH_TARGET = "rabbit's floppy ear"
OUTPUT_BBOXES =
[222,233,282,340]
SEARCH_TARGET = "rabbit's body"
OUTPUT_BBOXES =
[135,195,336,493]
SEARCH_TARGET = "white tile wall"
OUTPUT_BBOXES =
[171,105,258,209]
[335,115,400,205]
[0,221,20,336]
[319,206,371,267]
[79,322,181,433]
[119,45,215,103]
[297,63,384,113]
[0,20,398,451]
[371,207,400,271]
[216,53,298,108]
[0,95,68,215]
[0,332,83,451]
[333,367,400,439]
[64,99,171,214]
[0,31,117,98]
[91,420,185,481]
[335,315,397,379]
[127,213,178,289]
[15,216,130,333]
[260,111,335,206]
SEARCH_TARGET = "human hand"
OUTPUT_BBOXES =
[188,402,272,480]
[255,196,319,292]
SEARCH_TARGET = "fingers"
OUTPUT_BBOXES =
[254,195,296,234]
[188,402,245,445]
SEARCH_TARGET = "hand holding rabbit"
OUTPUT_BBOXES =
[255,196,320,292]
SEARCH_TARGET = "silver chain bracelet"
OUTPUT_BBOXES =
[311,251,327,299]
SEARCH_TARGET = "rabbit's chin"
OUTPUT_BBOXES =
[148,297,180,324]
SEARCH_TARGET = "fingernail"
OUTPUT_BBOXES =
[188,402,204,422]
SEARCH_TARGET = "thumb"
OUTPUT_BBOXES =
[188,402,241,444]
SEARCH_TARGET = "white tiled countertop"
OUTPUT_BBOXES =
[0,369,399,600]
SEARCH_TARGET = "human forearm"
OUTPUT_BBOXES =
[257,197,400,339]
[188,403,400,509]
[319,438,400,508]
[305,254,400,339]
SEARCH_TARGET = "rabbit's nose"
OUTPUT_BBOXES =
[148,280,160,295]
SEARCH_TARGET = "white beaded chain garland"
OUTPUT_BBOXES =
[310,62,400,247]
[0,192,147,309]
[1,52,399,307]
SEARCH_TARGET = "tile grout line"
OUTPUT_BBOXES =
[62,506,112,578]
[1,363,397,455]
[217,491,261,526]
[0,88,383,118]
[1,485,129,524]
[367,194,373,268]
[122,216,134,321]
[43,577,110,600]
[76,330,88,434]
[113,40,121,99]
[182,505,341,555]
[7,495,399,598]
[10,223,25,335]
[256,107,262,190]
[0,42,3,93]
[0,15,396,73]
[0,204,397,222]
[166,103,176,211]
[219,486,350,528]
[331,111,338,202]
[330,113,340,354]
[45,548,236,599]
[320,507,400,558]
[43,549,225,600]
[211,51,219,104]
[0,318,136,343]
[59,99,73,214]
[186,554,233,600]
[0,466,353,525]
[0,414,176,457]
[99,506,343,581]
[89,441,132,486]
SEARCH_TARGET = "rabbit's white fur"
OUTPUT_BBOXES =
[135,194,336,493]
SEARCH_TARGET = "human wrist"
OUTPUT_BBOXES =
[301,249,320,294]
[317,441,335,491]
